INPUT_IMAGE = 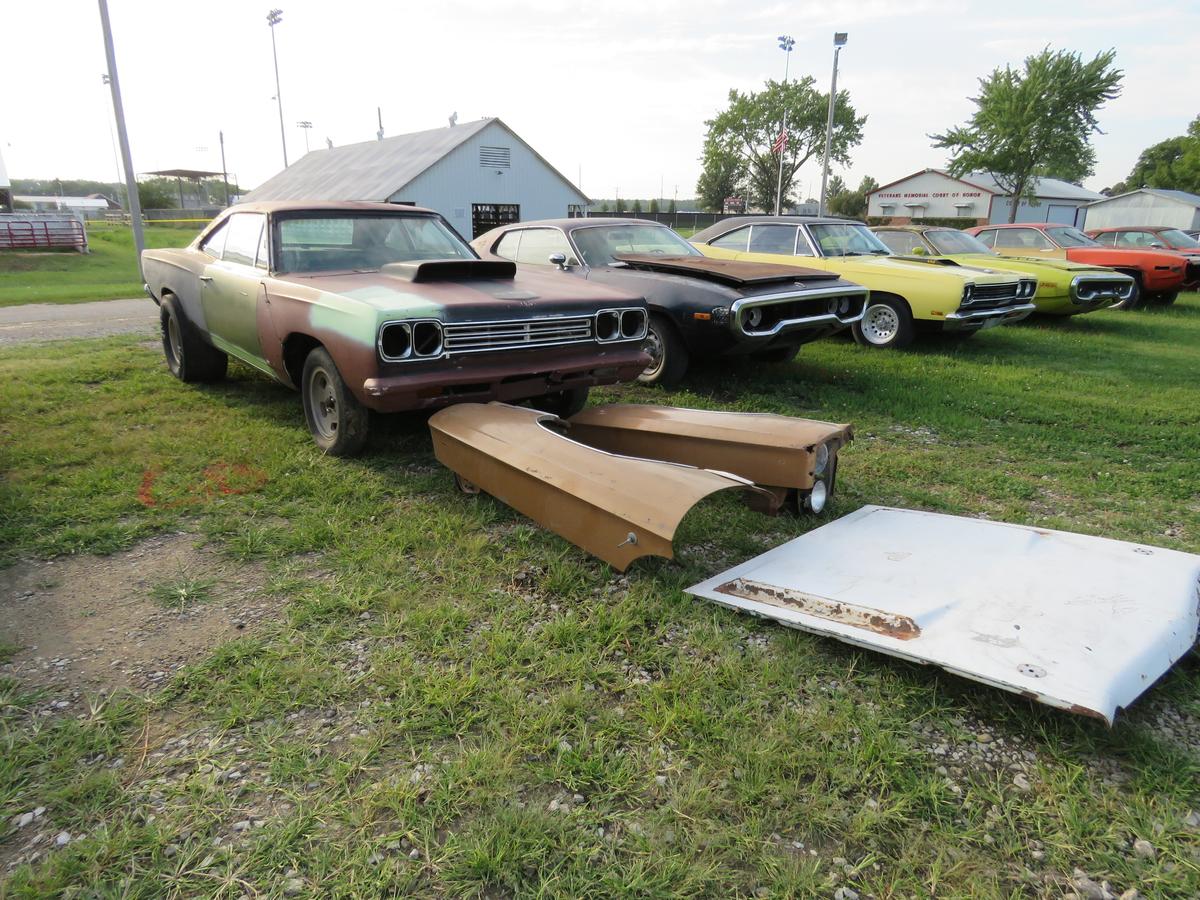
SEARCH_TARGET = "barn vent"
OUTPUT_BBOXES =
[479,146,511,168]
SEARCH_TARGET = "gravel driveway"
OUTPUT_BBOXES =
[0,299,159,346]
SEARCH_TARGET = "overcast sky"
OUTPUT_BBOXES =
[3,0,1196,200]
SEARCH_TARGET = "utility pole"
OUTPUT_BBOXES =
[219,131,231,207]
[819,32,848,217]
[97,0,144,268]
[376,107,384,142]
[296,120,312,153]
[774,35,794,217]
[267,9,288,168]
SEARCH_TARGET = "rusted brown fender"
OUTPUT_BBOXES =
[567,404,851,500]
[428,403,776,571]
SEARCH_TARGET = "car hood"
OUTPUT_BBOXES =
[822,254,1017,285]
[612,253,840,286]
[1065,247,1189,266]
[274,264,644,320]
[936,253,1113,275]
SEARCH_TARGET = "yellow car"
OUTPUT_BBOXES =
[691,217,1037,348]
[872,225,1136,315]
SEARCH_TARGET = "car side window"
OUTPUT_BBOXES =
[710,226,750,251]
[200,221,229,258]
[877,231,924,254]
[1092,232,1116,245]
[494,231,522,261]
[995,228,1052,249]
[512,228,576,265]
[973,230,996,248]
[748,225,799,255]
[222,213,266,266]
[1115,230,1150,247]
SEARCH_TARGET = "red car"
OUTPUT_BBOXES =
[966,223,1188,307]
[1084,226,1200,290]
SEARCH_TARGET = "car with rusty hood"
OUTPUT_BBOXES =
[470,218,868,385]
[872,225,1135,315]
[966,222,1189,307]
[141,201,650,455]
[690,217,1037,349]
[1084,225,1200,291]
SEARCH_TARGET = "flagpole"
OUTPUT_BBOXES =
[774,35,794,217]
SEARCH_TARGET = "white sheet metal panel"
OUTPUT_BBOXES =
[688,506,1200,724]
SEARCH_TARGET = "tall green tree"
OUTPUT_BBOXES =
[696,143,745,211]
[826,175,879,219]
[1123,117,1200,194]
[931,48,1123,222]
[698,77,865,212]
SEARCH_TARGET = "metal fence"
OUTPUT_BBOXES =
[0,212,88,252]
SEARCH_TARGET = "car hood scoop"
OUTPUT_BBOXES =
[612,254,839,285]
[381,259,516,283]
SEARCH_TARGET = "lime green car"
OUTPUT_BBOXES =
[873,226,1135,315]
[690,217,1037,349]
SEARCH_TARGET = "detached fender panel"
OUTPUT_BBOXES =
[428,403,774,571]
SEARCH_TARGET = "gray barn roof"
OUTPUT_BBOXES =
[964,172,1103,202]
[245,117,587,205]
[1087,187,1200,208]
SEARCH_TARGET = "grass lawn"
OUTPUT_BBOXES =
[0,224,200,307]
[1,298,1199,896]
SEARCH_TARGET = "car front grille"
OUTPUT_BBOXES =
[964,282,1021,310]
[442,316,595,354]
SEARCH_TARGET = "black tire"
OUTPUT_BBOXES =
[1153,291,1179,306]
[1114,274,1142,310]
[754,345,799,364]
[852,296,915,349]
[528,387,590,419]
[300,347,370,457]
[160,294,227,383]
[638,313,689,386]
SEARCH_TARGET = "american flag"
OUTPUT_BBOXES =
[772,128,788,155]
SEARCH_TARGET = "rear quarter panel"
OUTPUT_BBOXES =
[142,248,209,330]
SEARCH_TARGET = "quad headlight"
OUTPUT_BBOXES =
[813,442,830,476]
[807,479,829,513]
[1018,279,1038,299]
[379,319,444,361]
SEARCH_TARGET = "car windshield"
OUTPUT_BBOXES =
[1046,226,1098,248]
[276,214,474,273]
[926,230,996,255]
[1159,228,1200,248]
[571,224,700,266]
[808,223,891,257]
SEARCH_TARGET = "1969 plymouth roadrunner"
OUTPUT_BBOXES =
[471,218,869,385]
[141,201,650,455]
[872,225,1135,316]
[691,217,1037,349]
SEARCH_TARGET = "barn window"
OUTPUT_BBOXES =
[479,146,511,168]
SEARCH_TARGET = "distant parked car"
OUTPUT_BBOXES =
[141,201,650,455]
[966,223,1188,307]
[690,217,1036,349]
[872,225,1135,314]
[1084,226,1200,290]
[471,218,868,384]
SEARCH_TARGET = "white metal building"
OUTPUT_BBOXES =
[0,147,11,212]
[867,168,1103,226]
[1082,188,1200,231]
[244,118,588,238]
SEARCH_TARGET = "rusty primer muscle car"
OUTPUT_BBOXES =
[141,202,650,455]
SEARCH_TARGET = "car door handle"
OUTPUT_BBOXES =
[199,275,214,282]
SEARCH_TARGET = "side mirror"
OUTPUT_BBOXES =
[1148,241,1165,249]
[548,252,568,269]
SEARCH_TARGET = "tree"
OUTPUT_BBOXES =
[615,197,627,213]
[1123,117,1200,194]
[698,77,865,212]
[632,199,643,214]
[931,48,1122,222]
[826,175,878,219]
[648,198,659,214]
[598,200,610,213]
[668,198,677,214]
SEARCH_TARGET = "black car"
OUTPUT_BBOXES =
[471,218,868,385]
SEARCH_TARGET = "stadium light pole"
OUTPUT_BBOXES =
[819,32,848,216]
[97,0,144,270]
[773,35,795,217]
[267,9,288,168]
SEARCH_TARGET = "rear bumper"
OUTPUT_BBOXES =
[360,343,649,413]
[944,302,1036,329]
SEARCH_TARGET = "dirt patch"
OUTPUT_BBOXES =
[0,531,275,699]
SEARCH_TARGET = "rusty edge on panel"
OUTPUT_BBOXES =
[713,577,922,641]
[567,404,851,494]
[428,403,778,571]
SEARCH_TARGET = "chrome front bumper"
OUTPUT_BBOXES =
[730,286,869,338]
[1069,274,1134,306]
[944,302,1037,328]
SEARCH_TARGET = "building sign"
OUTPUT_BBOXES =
[723,196,746,214]
[876,191,985,200]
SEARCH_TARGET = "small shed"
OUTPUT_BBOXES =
[244,118,588,238]
[1082,188,1200,231]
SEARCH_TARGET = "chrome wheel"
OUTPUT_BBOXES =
[307,366,339,440]
[641,325,665,379]
[860,303,900,346]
